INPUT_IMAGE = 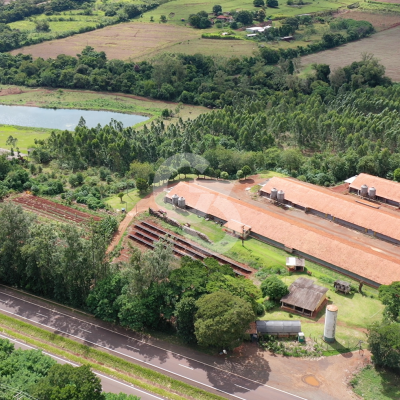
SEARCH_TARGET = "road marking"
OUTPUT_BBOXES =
[235,384,248,390]
[80,328,92,333]
[0,333,166,400]
[37,313,47,317]
[127,345,140,351]
[179,364,193,370]
[0,291,307,400]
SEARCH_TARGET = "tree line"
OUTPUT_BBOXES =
[0,39,387,107]
[0,337,139,400]
[87,244,261,349]
[0,203,111,308]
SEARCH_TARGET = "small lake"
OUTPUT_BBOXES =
[0,105,148,130]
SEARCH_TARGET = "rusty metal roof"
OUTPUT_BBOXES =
[280,278,328,311]
[166,182,400,285]
[350,173,400,203]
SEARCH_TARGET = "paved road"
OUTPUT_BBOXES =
[0,332,162,400]
[0,289,306,400]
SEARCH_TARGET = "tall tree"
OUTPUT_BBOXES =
[195,291,255,349]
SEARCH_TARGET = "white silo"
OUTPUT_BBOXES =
[323,304,338,343]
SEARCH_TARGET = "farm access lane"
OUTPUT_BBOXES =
[0,289,305,400]
[0,332,163,400]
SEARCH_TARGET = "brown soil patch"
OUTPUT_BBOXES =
[335,10,400,31]
[10,22,200,61]
[301,25,400,81]
[0,87,24,96]
[329,183,350,194]
[11,194,101,225]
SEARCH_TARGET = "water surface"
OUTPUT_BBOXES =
[0,105,148,130]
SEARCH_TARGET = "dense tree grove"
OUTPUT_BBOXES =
[0,42,385,107]
[27,60,400,188]
[87,254,262,341]
[0,203,110,308]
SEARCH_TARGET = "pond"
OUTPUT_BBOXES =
[0,105,149,130]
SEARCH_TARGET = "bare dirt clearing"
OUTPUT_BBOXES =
[11,22,200,60]
[335,10,400,31]
[301,26,400,81]
[12,195,101,225]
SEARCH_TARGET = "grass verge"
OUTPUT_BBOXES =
[350,364,400,400]
[0,313,226,400]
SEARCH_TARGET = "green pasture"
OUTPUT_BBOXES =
[0,125,51,152]
[9,10,105,40]
[351,365,400,400]
[140,0,354,26]
[105,189,145,212]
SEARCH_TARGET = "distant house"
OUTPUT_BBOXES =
[245,27,265,33]
[281,36,294,41]
[280,278,328,317]
[286,257,305,272]
[246,33,257,37]
[256,320,301,337]
[216,15,230,21]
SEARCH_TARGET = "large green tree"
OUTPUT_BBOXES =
[379,281,400,322]
[194,291,255,349]
[367,322,400,371]
[261,276,288,300]
[30,364,104,400]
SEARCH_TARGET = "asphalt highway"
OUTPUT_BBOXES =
[0,289,306,400]
[0,332,163,400]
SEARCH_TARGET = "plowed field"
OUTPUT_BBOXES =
[301,26,400,81]
[12,195,100,224]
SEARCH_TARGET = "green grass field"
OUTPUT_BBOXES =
[9,10,104,40]
[139,0,354,27]
[0,125,51,152]
[105,189,146,212]
[351,365,400,400]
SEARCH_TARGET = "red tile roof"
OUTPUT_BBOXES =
[166,182,400,285]
[223,220,251,233]
[260,177,400,242]
[350,173,400,203]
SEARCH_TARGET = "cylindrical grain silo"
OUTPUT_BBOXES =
[368,187,376,199]
[323,304,338,343]
[277,190,285,203]
[172,194,179,206]
[360,184,368,197]
[178,196,186,208]
[270,188,278,200]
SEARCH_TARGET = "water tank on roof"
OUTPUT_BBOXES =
[270,188,278,200]
[277,190,285,203]
[172,194,179,206]
[368,186,376,199]
[178,196,186,208]
[360,184,368,197]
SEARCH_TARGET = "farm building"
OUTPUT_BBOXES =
[260,177,400,246]
[349,173,400,207]
[245,27,267,33]
[286,257,305,272]
[256,320,301,337]
[165,182,400,286]
[223,220,251,239]
[280,278,328,317]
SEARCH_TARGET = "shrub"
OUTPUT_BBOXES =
[261,276,289,300]
[263,299,277,311]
